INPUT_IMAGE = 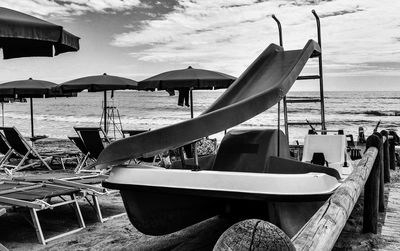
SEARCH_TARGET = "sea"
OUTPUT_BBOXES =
[1,90,399,144]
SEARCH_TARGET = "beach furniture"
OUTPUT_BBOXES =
[0,132,14,167]
[0,180,85,244]
[13,173,125,223]
[68,136,91,172]
[73,127,111,173]
[0,127,52,173]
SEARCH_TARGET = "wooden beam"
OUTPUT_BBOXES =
[364,134,382,233]
[125,216,233,250]
[291,135,379,250]
[389,131,397,170]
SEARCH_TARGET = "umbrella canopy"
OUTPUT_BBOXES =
[139,66,235,90]
[54,73,139,134]
[0,7,80,59]
[0,78,63,98]
[139,66,235,119]
[54,73,138,93]
[0,78,76,137]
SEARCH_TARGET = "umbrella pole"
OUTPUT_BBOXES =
[104,91,107,134]
[189,89,199,167]
[1,102,4,127]
[30,98,34,138]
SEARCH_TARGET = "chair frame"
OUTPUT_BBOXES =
[0,127,52,173]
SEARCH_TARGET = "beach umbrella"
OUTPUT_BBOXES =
[0,7,80,135]
[0,7,79,59]
[0,78,76,138]
[53,73,139,133]
[139,66,235,118]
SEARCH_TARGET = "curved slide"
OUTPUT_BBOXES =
[96,39,321,168]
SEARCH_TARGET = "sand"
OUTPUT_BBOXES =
[0,138,399,250]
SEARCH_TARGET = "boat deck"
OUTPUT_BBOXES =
[379,183,400,250]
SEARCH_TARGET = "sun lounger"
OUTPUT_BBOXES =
[73,127,111,173]
[13,173,125,223]
[0,127,52,173]
[0,180,85,244]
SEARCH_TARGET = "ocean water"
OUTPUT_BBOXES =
[1,90,399,144]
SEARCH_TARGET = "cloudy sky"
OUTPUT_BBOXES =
[1,0,399,91]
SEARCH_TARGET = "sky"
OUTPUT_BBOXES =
[0,0,400,91]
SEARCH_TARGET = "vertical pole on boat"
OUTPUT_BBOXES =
[30,97,34,138]
[273,14,283,156]
[190,88,199,167]
[312,10,326,133]
[103,90,107,134]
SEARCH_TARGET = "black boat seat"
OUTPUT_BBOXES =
[212,129,289,173]
[266,156,341,180]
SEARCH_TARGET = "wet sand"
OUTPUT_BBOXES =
[0,138,398,250]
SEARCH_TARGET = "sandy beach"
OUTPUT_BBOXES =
[0,138,398,250]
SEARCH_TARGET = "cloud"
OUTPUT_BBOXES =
[111,0,400,77]
[0,0,141,17]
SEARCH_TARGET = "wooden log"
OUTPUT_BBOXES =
[389,131,397,170]
[213,219,295,251]
[124,215,233,251]
[373,132,385,213]
[381,130,390,183]
[292,135,379,250]
[0,243,8,251]
[363,134,382,233]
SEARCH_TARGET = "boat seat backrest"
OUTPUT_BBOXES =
[1,127,30,156]
[302,135,346,164]
[212,129,289,173]
[266,156,340,180]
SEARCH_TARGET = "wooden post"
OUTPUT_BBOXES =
[381,130,390,183]
[373,132,385,213]
[389,131,397,170]
[363,134,381,233]
[214,219,295,251]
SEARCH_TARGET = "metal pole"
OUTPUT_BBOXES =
[190,88,194,119]
[312,10,326,132]
[272,15,283,47]
[30,98,34,138]
[190,89,199,166]
[273,14,283,156]
[103,90,107,133]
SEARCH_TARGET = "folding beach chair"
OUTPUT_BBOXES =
[73,127,111,173]
[68,136,91,172]
[0,132,14,167]
[0,180,85,245]
[0,127,52,173]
